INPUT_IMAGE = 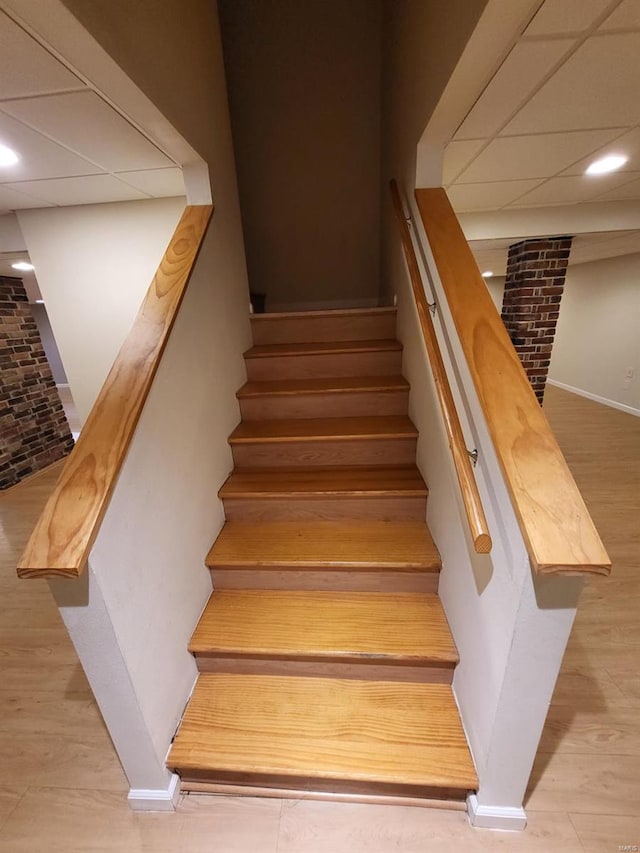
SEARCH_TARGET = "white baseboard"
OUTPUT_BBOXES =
[547,379,639,417]
[267,297,380,313]
[466,794,527,831]
[127,773,180,812]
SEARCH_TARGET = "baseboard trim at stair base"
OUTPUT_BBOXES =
[547,379,640,417]
[127,773,180,812]
[466,794,527,831]
[182,780,467,810]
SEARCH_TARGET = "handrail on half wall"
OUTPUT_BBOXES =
[413,187,611,577]
[390,180,492,556]
[17,204,214,580]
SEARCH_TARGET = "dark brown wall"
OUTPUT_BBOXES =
[0,276,73,489]
[219,0,382,310]
[380,0,489,302]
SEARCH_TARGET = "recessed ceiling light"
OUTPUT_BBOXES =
[585,154,628,175]
[11,261,34,271]
[0,143,19,167]
[481,270,493,278]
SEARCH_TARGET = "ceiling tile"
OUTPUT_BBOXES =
[599,0,640,30]
[453,40,574,141]
[0,91,174,172]
[509,172,637,206]
[116,168,185,197]
[470,230,640,271]
[4,175,149,206]
[571,231,640,263]
[561,126,640,175]
[589,173,640,201]
[0,11,83,100]
[0,184,53,212]
[502,33,640,134]
[0,112,102,181]
[456,129,623,183]
[471,251,509,275]
[443,140,486,185]
[524,0,616,36]
[447,180,544,212]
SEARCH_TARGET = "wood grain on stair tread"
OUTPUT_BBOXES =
[206,521,440,570]
[229,416,417,444]
[244,339,402,359]
[168,674,478,789]
[189,590,457,664]
[238,375,409,397]
[219,466,427,498]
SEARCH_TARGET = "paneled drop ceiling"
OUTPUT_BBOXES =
[470,229,640,277]
[0,9,185,214]
[444,0,640,272]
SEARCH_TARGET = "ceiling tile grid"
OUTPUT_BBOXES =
[444,0,640,216]
[0,8,184,214]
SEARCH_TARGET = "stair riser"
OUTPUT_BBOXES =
[251,312,396,345]
[195,657,453,684]
[231,438,417,468]
[246,350,402,381]
[174,770,468,803]
[239,390,410,420]
[180,781,468,810]
[222,496,427,522]
[211,568,439,593]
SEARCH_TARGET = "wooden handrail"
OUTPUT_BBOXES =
[390,181,492,555]
[17,204,214,579]
[415,188,611,577]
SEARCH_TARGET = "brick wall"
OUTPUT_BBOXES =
[501,237,573,403]
[0,276,74,489]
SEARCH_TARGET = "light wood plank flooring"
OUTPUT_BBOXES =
[0,384,637,851]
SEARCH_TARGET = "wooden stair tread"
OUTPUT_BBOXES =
[168,673,478,790]
[190,590,457,664]
[244,339,402,359]
[219,466,427,498]
[229,416,417,444]
[251,307,397,321]
[206,521,440,570]
[238,375,409,398]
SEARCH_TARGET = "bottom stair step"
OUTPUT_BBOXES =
[168,673,478,799]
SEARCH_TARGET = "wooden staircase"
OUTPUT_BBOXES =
[168,307,478,803]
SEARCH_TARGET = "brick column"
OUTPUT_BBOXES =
[0,276,74,489]
[501,236,572,404]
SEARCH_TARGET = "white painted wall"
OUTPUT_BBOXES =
[0,212,25,250]
[52,210,251,794]
[32,0,253,805]
[549,253,640,415]
[391,199,583,826]
[31,303,67,384]
[485,276,504,312]
[17,196,186,424]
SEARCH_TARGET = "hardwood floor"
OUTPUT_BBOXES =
[0,386,637,851]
